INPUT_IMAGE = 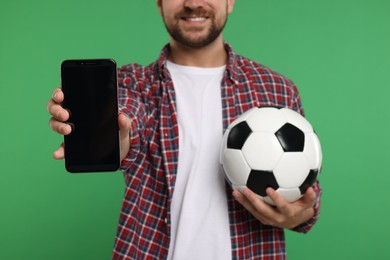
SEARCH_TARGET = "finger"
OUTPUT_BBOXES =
[301,187,316,207]
[47,88,69,121]
[47,101,70,122]
[49,117,72,135]
[46,98,55,113]
[52,88,64,103]
[53,143,65,160]
[46,88,63,112]
[233,190,250,207]
[241,188,269,212]
[265,187,290,214]
[233,190,257,212]
[233,190,267,222]
[239,189,278,221]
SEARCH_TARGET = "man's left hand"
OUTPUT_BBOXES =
[233,187,316,229]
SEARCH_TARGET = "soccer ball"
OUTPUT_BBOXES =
[220,107,322,205]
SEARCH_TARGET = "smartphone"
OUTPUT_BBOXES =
[61,59,120,173]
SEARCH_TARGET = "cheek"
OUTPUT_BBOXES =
[162,12,175,28]
[160,5,178,22]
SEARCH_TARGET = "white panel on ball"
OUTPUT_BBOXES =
[246,107,287,133]
[221,149,251,186]
[303,133,322,169]
[303,132,322,169]
[242,132,284,171]
[273,153,310,188]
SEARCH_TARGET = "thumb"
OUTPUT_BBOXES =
[118,113,131,161]
[118,113,131,137]
[302,187,316,208]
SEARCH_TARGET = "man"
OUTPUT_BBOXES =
[47,0,321,259]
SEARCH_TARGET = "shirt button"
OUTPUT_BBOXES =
[164,218,168,224]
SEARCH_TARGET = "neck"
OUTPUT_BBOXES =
[168,36,227,68]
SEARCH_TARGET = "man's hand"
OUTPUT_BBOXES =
[46,88,131,162]
[233,187,316,229]
[47,88,71,159]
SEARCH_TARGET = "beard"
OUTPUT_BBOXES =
[162,7,228,49]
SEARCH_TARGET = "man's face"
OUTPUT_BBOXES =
[157,0,235,48]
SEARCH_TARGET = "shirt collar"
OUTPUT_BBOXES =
[157,42,240,84]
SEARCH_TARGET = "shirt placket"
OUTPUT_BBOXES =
[158,76,179,237]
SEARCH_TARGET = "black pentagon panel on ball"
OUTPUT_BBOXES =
[275,123,305,152]
[247,170,279,197]
[299,169,319,194]
[227,121,252,149]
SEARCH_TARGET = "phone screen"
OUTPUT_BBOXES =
[61,59,119,172]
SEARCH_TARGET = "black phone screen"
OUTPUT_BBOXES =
[61,59,119,172]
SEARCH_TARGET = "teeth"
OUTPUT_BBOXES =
[186,17,206,22]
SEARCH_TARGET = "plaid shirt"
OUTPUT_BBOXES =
[113,43,321,260]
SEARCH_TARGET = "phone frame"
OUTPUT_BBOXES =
[60,59,120,173]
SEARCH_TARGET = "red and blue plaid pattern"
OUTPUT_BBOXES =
[113,43,321,260]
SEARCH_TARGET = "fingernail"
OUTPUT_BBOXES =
[52,91,57,100]
[266,187,274,196]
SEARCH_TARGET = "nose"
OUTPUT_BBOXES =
[184,0,205,9]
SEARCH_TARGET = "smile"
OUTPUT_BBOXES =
[183,17,207,22]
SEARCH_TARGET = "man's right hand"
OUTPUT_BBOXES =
[47,88,71,159]
[46,88,131,162]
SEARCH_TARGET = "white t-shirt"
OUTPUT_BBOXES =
[166,61,231,260]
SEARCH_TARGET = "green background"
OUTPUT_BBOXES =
[1,0,389,259]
